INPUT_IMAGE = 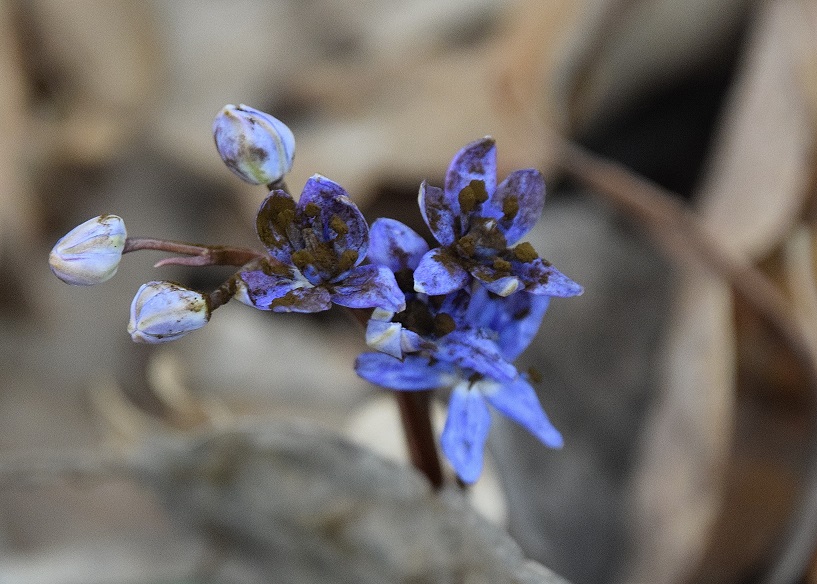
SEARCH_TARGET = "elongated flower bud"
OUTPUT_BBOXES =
[213,104,295,185]
[127,281,210,343]
[49,215,127,285]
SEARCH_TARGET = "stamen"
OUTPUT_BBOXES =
[304,202,321,218]
[330,214,349,236]
[512,242,538,263]
[502,195,519,220]
[337,249,359,273]
[290,249,314,272]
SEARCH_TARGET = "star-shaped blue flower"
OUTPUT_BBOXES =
[238,175,405,313]
[355,286,562,483]
[414,137,583,298]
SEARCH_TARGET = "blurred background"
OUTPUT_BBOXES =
[1,0,817,582]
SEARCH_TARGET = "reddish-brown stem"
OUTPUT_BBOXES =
[345,307,445,490]
[123,237,264,267]
[394,390,444,489]
[208,277,239,311]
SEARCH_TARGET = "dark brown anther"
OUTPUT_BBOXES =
[329,214,349,236]
[304,202,321,218]
[469,179,488,204]
[492,257,511,273]
[455,234,476,258]
[458,184,476,215]
[512,242,538,263]
[290,249,314,271]
[502,195,519,220]
[337,249,359,273]
[433,313,456,337]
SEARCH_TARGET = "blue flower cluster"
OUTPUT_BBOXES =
[49,104,583,484]
[224,121,583,482]
[352,138,582,482]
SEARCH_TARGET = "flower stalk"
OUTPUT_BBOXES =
[123,237,264,267]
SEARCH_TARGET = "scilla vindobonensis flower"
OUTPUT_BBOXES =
[414,137,583,298]
[237,175,405,313]
[128,281,211,343]
[356,286,561,483]
[49,215,126,286]
[213,104,295,186]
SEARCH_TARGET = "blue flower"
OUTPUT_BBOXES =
[237,175,405,313]
[355,287,562,483]
[414,137,583,298]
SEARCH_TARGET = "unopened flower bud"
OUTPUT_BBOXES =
[127,281,210,343]
[213,104,295,185]
[49,215,127,285]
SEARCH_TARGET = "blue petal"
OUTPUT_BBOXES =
[489,169,546,245]
[435,330,517,382]
[419,181,458,245]
[238,269,331,313]
[299,174,369,262]
[270,286,333,313]
[368,218,430,272]
[331,264,405,311]
[413,248,470,295]
[255,190,298,264]
[441,383,492,483]
[513,258,583,297]
[469,262,521,297]
[480,377,563,448]
[465,287,550,360]
[365,320,404,358]
[444,138,497,208]
[355,353,457,391]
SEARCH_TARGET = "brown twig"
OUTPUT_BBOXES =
[553,138,817,584]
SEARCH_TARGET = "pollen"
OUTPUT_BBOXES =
[502,195,519,220]
[337,249,359,273]
[456,234,476,258]
[493,257,511,273]
[330,214,349,236]
[512,242,538,263]
[304,202,321,218]
[290,249,314,271]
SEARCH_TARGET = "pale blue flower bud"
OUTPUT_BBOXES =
[212,104,295,185]
[127,281,210,343]
[49,215,127,285]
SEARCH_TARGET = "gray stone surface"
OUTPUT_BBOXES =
[135,420,573,584]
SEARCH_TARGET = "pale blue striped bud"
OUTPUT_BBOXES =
[127,281,210,343]
[49,215,126,286]
[213,104,295,185]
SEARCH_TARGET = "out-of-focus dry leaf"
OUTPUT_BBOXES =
[554,0,754,133]
[625,273,736,584]
[625,0,817,582]
[696,0,816,259]
[0,3,37,315]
